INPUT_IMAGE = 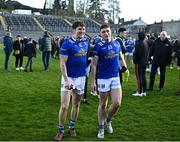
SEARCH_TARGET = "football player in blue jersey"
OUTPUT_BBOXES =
[91,24,129,139]
[55,21,90,141]
[125,35,135,63]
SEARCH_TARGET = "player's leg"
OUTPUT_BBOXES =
[106,77,122,134]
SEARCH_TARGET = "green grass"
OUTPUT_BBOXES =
[0,44,180,141]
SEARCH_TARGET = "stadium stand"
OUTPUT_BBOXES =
[35,15,71,32]
[0,14,102,41]
[0,22,5,42]
[65,16,100,33]
[3,14,41,31]
[0,22,3,31]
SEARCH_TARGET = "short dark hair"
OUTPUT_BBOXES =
[100,23,110,30]
[72,21,85,29]
[118,28,126,33]
[6,32,11,36]
[16,35,21,38]
[138,32,146,40]
[44,30,49,35]
[28,38,32,41]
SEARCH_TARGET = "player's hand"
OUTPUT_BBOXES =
[65,79,72,90]
[91,81,97,92]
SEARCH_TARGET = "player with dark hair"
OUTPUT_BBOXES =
[55,21,90,141]
[91,24,129,139]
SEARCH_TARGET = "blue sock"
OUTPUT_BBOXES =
[98,125,104,130]
[106,117,111,123]
[58,125,64,133]
[69,120,75,128]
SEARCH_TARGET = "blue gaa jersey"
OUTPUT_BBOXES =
[92,35,102,45]
[125,39,135,53]
[60,36,90,78]
[93,40,121,79]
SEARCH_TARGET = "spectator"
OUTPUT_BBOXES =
[41,31,52,71]
[132,32,149,96]
[172,39,180,70]
[23,36,28,48]
[23,38,36,72]
[3,32,13,71]
[148,31,172,91]
[13,35,24,71]
[38,37,43,51]
[146,36,156,72]
[53,36,60,59]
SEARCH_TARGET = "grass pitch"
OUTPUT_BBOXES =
[0,44,180,141]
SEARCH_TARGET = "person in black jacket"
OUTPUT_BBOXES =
[132,32,149,96]
[172,39,180,69]
[13,35,24,71]
[23,38,36,72]
[148,31,172,91]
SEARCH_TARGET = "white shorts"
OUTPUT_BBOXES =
[125,52,133,56]
[97,77,121,92]
[60,76,86,95]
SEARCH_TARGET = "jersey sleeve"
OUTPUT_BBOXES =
[93,44,100,57]
[60,39,70,56]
